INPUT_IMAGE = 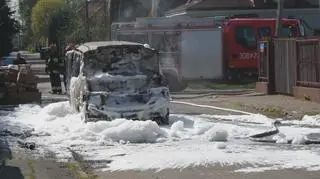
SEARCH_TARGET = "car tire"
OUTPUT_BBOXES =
[161,111,170,125]
[155,109,169,126]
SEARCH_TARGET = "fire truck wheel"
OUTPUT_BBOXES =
[224,70,241,83]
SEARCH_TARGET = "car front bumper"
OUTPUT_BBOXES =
[86,98,169,122]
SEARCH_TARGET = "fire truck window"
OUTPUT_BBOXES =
[258,27,272,38]
[235,26,257,49]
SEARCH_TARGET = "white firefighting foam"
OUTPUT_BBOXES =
[1,102,320,172]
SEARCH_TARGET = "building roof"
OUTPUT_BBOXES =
[165,0,319,17]
[76,41,153,53]
[166,0,254,16]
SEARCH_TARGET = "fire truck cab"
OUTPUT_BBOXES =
[223,18,304,79]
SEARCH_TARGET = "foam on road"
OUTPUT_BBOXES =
[1,102,320,172]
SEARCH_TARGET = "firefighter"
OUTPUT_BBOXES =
[47,44,62,94]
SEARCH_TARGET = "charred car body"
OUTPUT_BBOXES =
[65,41,170,125]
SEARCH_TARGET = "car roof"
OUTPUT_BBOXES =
[76,41,153,53]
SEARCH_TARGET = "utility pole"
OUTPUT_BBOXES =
[104,0,111,40]
[275,0,284,37]
[107,0,111,40]
[85,0,90,41]
[104,0,107,40]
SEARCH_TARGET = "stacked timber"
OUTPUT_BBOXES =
[0,65,41,105]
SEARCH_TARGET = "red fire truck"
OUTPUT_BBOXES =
[223,18,304,79]
[111,17,304,90]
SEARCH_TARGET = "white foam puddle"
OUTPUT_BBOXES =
[1,101,320,172]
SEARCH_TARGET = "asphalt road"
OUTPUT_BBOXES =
[1,56,318,179]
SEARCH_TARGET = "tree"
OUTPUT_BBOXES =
[31,0,65,37]
[0,0,19,57]
[18,0,38,48]
[48,5,75,51]
[31,0,74,53]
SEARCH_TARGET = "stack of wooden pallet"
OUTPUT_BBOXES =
[0,65,41,105]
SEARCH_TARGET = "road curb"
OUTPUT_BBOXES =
[171,89,255,95]
[171,90,255,96]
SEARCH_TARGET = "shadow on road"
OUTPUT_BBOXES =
[0,166,24,179]
[0,136,23,179]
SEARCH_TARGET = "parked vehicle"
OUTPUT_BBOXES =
[65,41,171,125]
[0,56,14,66]
[111,16,304,84]
[1,51,31,66]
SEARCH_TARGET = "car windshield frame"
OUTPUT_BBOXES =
[83,45,159,77]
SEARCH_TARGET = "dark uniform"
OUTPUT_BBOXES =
[47,50,62,94]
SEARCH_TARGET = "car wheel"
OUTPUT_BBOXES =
[161,111,170,125]
[155,109,169,126]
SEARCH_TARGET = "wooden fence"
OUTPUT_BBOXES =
[296,39,320,88]
[258,37,320,95]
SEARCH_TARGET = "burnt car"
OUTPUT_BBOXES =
[65,41,170,125]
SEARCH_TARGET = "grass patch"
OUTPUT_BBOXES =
[232,102,286,118]
[25,160,36,179]
[188,81,256,90]
[259,106,286,118]
[231,102,320,119]
[303,111,320,116]
[65,163,98,179]
[204,82,255,90]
